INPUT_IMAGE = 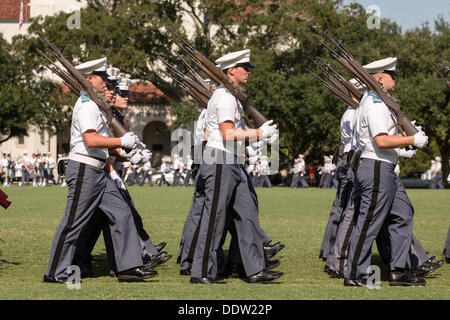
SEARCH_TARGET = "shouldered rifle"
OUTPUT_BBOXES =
[316,33,418,136]
[306,68,359,109]
[429,61,450,90]
[168,28,268,127]
[37,33,144,149]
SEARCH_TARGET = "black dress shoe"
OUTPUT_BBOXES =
[446,257,450,264]
[388,272,426,286]
[117,267,158,282]
[411,260,444,277]
[155,242,167,252]
[144,251,172,269]
[190,277,227,284]
[265,248,279,260]
[426,256,436,263]
[248,269,283,284]
[344,278,367,287]
[43,275,69,284]
[264,241,285,252]
[323,265,330,273]
[265,259,280,271]
[328,269,344,279]
[180,269,191,276]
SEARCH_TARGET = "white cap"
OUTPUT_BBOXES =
[75,57,108,75]
[106,67,121,81]
[324,156,330,161]
[215,49,255,70]
[349,78,366,92]
[116,78,131,93]
[298,154,304,158]
[363,57,398,77]
[435,156,441,161]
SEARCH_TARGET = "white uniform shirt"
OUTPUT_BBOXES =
[340,106,356,153]
[70,94,109,160]
[323,162,333,174]
[0,158,8,169]
[205,85,245,152]
[173,158,180,170]
[195,108,207,146]
[187,158,193,170]
[160,163,169,173]
[48,157,55,169]
[299,159,306,174]
[143,161,152,171]
[432,161,442,173]
[353,91,398,165]
[260,159,269,175]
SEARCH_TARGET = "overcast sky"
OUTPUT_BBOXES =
[342,0,450,32]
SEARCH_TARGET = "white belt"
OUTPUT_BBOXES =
[68,152,106,169]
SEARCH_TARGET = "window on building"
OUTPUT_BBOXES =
[18,135,24,145]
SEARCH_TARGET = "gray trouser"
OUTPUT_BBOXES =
[191,148,265,278]
[178,173,206,271]
[429,173,444,189]
[45,160,142,279]
[74,171,159,273]
[319,155,350,260]
[443,225,450,259]
[291,173,299,188]
[179,164,270,271]
[346,159,414,280]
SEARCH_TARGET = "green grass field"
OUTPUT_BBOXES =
[0,185,448,300]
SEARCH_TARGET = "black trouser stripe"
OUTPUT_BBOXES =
[201,164,222,278]
[187,201,206,263]
[350,160,381,279]
[49,163,86,278]
[339,212,356,272]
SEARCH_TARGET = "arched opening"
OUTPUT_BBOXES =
[143,121,171,167]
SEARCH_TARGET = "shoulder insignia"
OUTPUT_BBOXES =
[81,93,91,103]
[372,96,382,103]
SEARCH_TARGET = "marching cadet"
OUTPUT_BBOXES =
[140,159,154,186]
[184,155,194,186]
[189,49,283,284]
[73,71,169,277]
[343,57,431,286]
[44,58,157,283]
[322,78,363,274]
[258,156,272,188]
[429,156,444,189]
[158,159,170,186]
[1,154,8,187]
[297,154,309,188]
[172,154,182,187]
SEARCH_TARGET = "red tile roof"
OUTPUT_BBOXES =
[0,0,30,20]
[129,82,168,105]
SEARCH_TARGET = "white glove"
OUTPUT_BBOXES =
[250,140,265,150]
[411,120,423,133]
[110,170,126,190]
[248,154,260,165]
[268,132,279,145]
[259,120,278,141]
[246,145,261,158]
[141,149,152,163]
[397,148,417,159]
[129,150,144,165]
[119,148,137,160]
[412,132,428,149]
[120,132,139,149]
